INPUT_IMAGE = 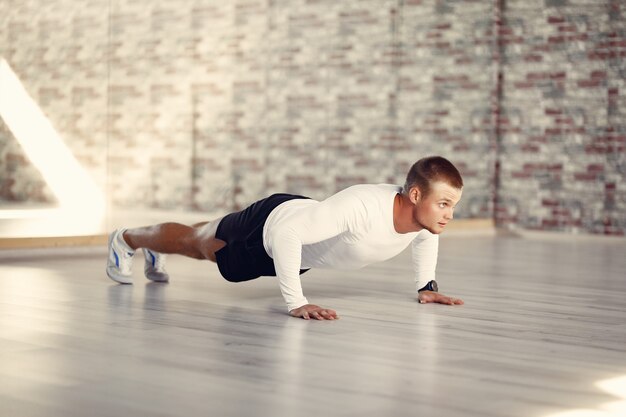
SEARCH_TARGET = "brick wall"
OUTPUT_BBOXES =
[0,0,624,235]
[498,0,625,235]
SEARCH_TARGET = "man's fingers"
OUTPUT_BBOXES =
[444,296,460,305]
[307,309,338,320]
[321,310,338,320]
[291,305,339,320]
[444,296,463,305]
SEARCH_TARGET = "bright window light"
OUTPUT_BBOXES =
[545,375,626,417]
[596,375,626,400]
[0,58,104,231]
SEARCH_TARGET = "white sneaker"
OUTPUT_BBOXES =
[106,229,135,284]
[142,249,170,282]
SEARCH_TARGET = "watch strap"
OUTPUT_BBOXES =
[418,280,438,293]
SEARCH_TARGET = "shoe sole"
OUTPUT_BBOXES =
[106,268,133,284]
[146,274,169,283]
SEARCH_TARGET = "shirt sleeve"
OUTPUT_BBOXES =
[411,231,439,292]
[265,187,370,311]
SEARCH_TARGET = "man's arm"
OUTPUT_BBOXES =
[411,233,464,305]
[266,187,369,318]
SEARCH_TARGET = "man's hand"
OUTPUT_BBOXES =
[418,291,464,305]
[290,304,339,320]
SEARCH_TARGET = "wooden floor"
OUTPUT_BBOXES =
[1,234,625,417]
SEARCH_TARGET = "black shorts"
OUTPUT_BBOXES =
[215,193,311,282]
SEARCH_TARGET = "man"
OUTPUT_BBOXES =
[106,156,464,320]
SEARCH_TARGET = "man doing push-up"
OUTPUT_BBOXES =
[106,156,464,320]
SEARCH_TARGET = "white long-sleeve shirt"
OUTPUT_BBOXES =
[262,184,439,311]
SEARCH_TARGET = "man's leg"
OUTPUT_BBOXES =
[106,218,227,284]
[122,217,226,262]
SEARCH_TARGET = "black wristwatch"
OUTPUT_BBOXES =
[418,280,438,293]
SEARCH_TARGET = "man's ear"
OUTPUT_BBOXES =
[410,186,421,204]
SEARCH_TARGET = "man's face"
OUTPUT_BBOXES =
[411,181,463,234]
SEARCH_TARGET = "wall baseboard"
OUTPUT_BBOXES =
[0,234,108,250]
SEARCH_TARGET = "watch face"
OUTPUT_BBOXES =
[431,280,438,292]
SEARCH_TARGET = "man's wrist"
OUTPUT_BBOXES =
[287,299,309,312]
